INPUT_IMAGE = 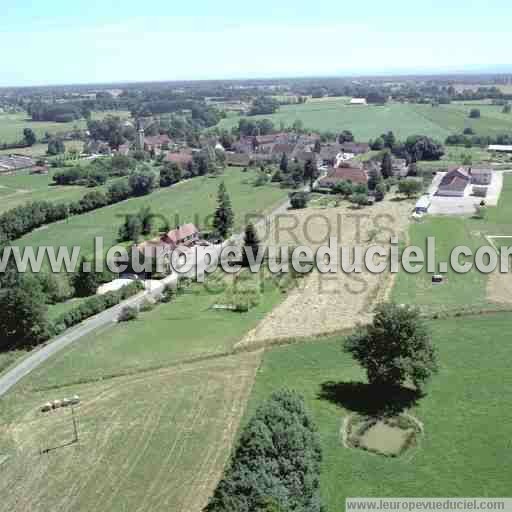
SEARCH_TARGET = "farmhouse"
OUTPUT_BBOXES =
[161,223,200,248]
[317,166,368,189]
[136,224,200,268]
[436,167,471,197]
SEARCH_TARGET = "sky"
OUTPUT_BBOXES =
[1,0,511,86]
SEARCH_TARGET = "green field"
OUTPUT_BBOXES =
[0,167,93,214]
[0,271,286,511]
[0,111,130,145]
[13,168,288,260]
[392,174,512,310]
[26,276,283,390]
[0,140,84,158]
[418,145,512,172]
[246,313,512,510]
[215,99,512,141]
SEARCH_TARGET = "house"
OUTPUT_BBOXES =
[350,98,367,105]
[0,155,36,173]
[436,167,471,197]
[294,150,321,167]
[117,143,131,156]
[392,158,409,178]
[469,167,493,186]
[161,223,200,248]
[250,153,274,165]
[225,152,251,167]
[232,136,255,154]
[316,166,368,189]
[339,142,370,155]
[488,144,512,153]
[271,143,295,158]
[144,134,173,153]
[165,151,193,168]
[319,144,344,166]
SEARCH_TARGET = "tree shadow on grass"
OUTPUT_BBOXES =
[318,381,423,417]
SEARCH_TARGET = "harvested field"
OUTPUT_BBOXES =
[237,198,412,347]
[0,351,262,512]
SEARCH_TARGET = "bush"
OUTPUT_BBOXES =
[289,191,309,209]
[160,285,176,303]
[139,298,156,312]
[119,305,138,322]
[398,179,423,198]
[350,192,369,208]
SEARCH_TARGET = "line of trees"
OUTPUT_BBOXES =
[369,132,444,162]
[445,132,512,147]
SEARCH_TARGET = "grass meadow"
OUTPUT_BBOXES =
[246,313,512,510]
[0,111,130,145]
[24,276,284,390]
[392,174,512,310]
[0,168,90,213]
[216,99,512,141]
[13,168,288,260]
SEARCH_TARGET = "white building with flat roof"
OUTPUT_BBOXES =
[488,144,512,153]
[350,98,367,105]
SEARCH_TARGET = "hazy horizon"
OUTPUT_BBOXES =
[2,0,512,87]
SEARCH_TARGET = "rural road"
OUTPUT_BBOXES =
[0,195,295,398]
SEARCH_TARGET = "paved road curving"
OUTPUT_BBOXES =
[0,196,294,398]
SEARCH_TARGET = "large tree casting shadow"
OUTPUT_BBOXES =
[318,381,423,417]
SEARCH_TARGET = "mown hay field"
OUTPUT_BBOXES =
[0,352,261,512]
[238,196,413,347]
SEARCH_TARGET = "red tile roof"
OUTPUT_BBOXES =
[439,167,471,191]
[318,166,368,186]
[165,151,193,166]
[145,134,172,147]
[162,223,199,245]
